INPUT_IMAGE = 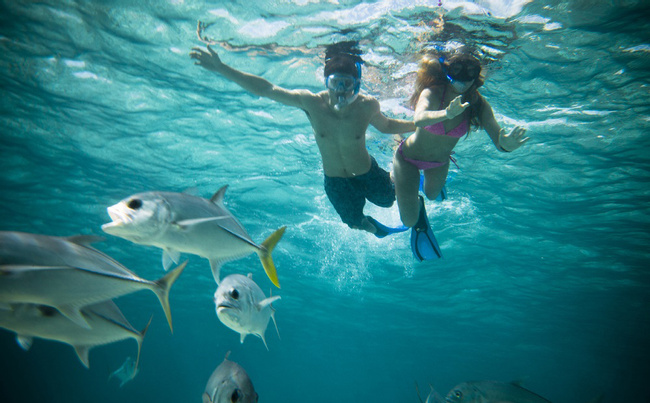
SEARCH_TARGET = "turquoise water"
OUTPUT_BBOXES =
[1,0,649,402]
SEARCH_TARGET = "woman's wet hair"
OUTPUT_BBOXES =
[324,41,364,78]
[410,46,485,130]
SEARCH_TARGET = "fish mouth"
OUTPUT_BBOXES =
[216,302,235,312]
[102,205,131,230]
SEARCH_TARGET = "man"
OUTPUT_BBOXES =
[190,41,414,237]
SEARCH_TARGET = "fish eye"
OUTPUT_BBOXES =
[230,389,241,402]
[38,306,57,317]
[455,390,463,398]
[127,198,142,210]
[230,289,239,299]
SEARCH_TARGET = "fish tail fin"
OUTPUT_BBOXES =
[152,261,187,333]
[135,316,153,371]
[258,226,286,289]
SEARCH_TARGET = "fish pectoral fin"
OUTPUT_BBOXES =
[174,217,230,229]
[74,345,92,368]
[257,295,281,311]
[202,392,213,403]
[162,249,180,271]
[58,304,92,329]
[16,335,33,350]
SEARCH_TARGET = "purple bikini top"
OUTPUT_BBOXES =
[423,86,468,138]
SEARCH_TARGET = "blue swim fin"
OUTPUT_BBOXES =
[410,196,442,261]
[366,216,408,239]
[419,171,456,202]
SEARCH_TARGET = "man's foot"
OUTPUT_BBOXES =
[366,216,408,238]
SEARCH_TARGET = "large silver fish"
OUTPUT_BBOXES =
[101,186,285,288]
[214,273,279,350]
[203,351,258,403]
[0,301,150,369]
[445,381,552,403]
[108,356,139,387]
[0,231,185,331]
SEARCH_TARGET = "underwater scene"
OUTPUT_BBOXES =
[1,0,649,402]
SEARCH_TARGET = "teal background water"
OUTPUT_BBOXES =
[1,1,649,402]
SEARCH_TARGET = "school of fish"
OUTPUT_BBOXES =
[0,186,282,400]
[2,186,588,402]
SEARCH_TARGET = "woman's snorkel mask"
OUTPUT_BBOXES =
[326,62,362,111]
[440,55,481,93]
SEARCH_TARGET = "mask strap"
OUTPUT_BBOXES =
[353,62,362,93]
[439,56,450,79]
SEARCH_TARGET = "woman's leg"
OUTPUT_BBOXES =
[393,151,422,228]
[422,162,449,201]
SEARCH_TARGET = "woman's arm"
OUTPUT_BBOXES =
[413,88,469,127]
[480,96,529,152]
[370,110,416,134]
[190,45,311,109]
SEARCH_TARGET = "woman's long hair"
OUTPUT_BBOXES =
[410,50,486,130]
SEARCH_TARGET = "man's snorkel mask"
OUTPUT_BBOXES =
[324,41,364,111]
[440,54,481,93]
[325,62,362,111]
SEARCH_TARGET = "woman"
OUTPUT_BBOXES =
[393,48,529,260]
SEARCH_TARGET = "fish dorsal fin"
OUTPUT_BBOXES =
[210,185,229,204]
[65,235,105,246]
[16,335,33,351]
[74,345,92,368]
[224,350,231,361]
[247,273,253,279]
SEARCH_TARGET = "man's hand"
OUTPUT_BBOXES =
[190,45,223,72]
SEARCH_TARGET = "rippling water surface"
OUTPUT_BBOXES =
[1,1,649,402]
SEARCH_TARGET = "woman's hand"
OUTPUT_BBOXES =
[498,126,529,152]
[445,95,470,119]
[189,45,223,72]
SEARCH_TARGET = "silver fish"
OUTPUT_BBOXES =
[445,381,552,403]
[0,301,150,369]
[101,186,285,288]
[108,356,139,387]
[214,273,279,350]
[0,231,185,331]
[203,351,258,403]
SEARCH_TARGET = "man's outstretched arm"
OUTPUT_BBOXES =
[190,45,310,109]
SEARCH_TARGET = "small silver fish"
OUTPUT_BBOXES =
[214,273,280,350]
[445,381,552,403]
[0,231,185,331]
[203,351,258,403]
[108,356,139,387]
[102,186,285,287]
[0,301,150,369]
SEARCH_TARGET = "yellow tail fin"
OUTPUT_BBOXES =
[259,226,286,288]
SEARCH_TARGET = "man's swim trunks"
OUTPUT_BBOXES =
[323,156,395,228]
